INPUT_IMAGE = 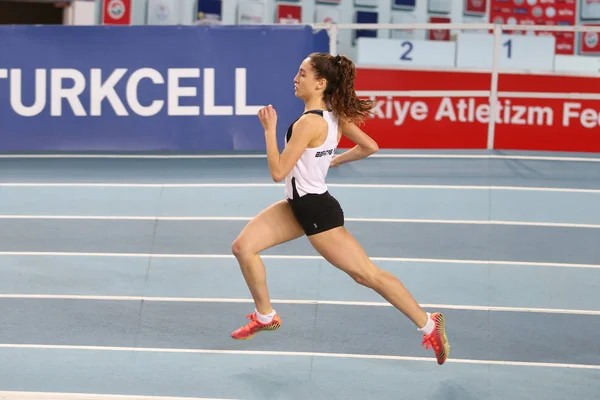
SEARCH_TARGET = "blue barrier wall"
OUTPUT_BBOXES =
[0,25,327,153]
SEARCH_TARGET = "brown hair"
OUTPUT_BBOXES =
[308,52,374,124]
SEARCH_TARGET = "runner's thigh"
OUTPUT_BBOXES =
[233,200,305,255]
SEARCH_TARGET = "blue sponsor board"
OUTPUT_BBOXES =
[0,25,326,153]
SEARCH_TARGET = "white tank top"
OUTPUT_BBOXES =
[284,110,339,199]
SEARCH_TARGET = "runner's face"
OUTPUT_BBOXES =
[293,58,323,99]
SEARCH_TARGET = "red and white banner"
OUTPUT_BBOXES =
[488,0,576,55]
[344,68,600,153]
[428,16,451,41]
[276,5,302,24]
[580,24,600,54]
[465,0,487,15]
[102,0,132,25]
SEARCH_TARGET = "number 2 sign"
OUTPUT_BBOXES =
[400,41,413,61]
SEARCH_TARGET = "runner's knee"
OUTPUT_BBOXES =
[231,236,248,259]
[348,264,379,288]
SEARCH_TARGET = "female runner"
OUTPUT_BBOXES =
[230,52,450,365]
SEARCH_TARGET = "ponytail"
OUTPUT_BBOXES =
[308,53,374,124]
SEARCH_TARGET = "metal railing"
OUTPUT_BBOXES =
[310,22,600,149]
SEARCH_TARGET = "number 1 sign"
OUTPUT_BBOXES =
[456,33,555,70]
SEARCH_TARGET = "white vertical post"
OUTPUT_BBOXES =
[329,23,337,56]
[487,24,502,150]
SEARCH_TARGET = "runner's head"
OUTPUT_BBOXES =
[294,53,374,124]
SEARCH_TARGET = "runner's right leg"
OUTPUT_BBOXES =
[230,200,305,340]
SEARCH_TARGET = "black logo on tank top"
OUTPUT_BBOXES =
[315,149,334,158]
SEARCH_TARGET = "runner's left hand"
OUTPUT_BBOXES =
[330,155,341,167]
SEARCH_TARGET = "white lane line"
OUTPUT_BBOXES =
[0,252,597,269]
[0,295,598,316]
[0,344,598,370]
[371,154,600,162]
[0,154,268,159]
[0,392,238,400]
[1,152,600,162]
[0,183,599,193]
[0,215,598,228]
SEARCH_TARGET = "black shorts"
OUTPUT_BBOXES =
[287,191,344,236]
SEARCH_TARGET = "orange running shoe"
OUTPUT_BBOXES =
[231,312,282,340]
[421,312,450,365]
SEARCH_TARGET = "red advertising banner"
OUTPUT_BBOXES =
[102,0,132,25]
[580,24,600,54]
[428,16,451,41]
[345,68,600,153]
[488,0,576,55]
[465,0,487,15]
[276,5,302,24]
